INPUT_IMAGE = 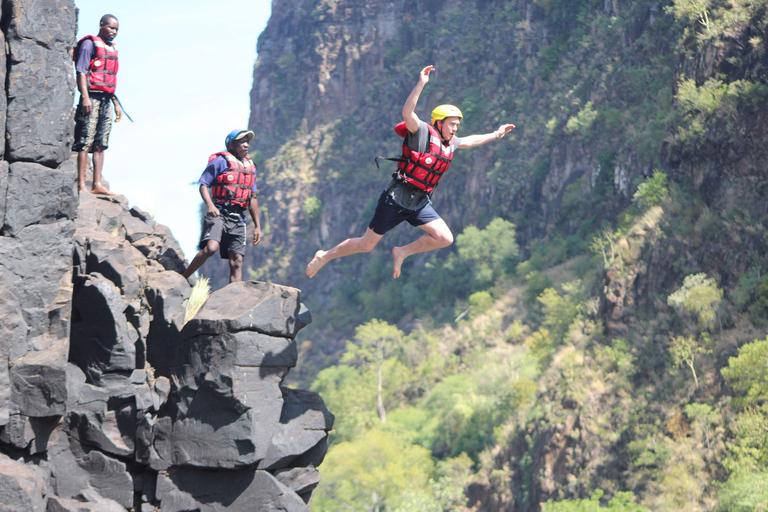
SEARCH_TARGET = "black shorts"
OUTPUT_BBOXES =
[198,213,246,259]
[368,191,442,235]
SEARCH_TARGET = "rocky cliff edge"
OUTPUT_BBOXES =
[0,1,333,510]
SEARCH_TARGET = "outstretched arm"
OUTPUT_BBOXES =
[402,65,435,134]
[458,123,516,148]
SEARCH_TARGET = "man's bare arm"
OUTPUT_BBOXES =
[458,123,516,149]
[402,65,435,134]
[199,185,220,217]
[76,73,92,116]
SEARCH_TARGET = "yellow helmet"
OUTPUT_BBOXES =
[431,104,463,125]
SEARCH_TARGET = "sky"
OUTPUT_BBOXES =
[74,0,272,259]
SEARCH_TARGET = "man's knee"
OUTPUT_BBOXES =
[229,253,243,268]
[428,224,453,247]
[202,240,219,256]
[360,238,379,253]
[436,231,453,247]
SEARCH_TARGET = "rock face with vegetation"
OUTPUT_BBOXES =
[209,0,768,510]
[0,1,332,511]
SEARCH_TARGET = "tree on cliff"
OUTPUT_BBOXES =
[341,319,404,423]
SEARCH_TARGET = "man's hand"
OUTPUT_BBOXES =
[206,204,221,217]
[419,65,435,86]
[496,123,516,139]
[113,102,123,123]
[252,226,262,245]
[80,97,93,117]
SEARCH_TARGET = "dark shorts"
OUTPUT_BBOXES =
[72,93,114,153]
[368,191,442,235]
[198,213,246,259]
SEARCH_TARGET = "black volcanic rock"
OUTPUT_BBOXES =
[0,2,332,510]
[4,0,76,167]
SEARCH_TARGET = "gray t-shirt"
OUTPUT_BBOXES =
[385,121,461,210]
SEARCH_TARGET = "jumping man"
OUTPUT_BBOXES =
[306,65,515,279]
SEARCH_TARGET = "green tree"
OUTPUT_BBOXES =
[722,405,768,475]
[341,319,404,423]
[670,335,708,388]
[542,489,648,511]
[633,170,669,209]
[310,365,378,443]
[721,336,768,406]
[667,273,723,332]
[717,471,768,512]
[456,218,519,287]
[312,429,434,512]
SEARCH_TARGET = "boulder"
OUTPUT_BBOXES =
[147,366,287,469]
[144,271,190,371]
[122,210,154,243]
[182,281,308,339]
[67,407,134,458]
[259,388,334,470]
[0,279,25,426]
[152,223,187,273]
[157,468,309,512]
[273,466,320,504]
[70,274,137,375]
[2,160,78,235]
[77,449,133,509]
[4,0,76,167]
[0,453,46,512]
[0,414,60,454]
[0,221,75,314]
[10,336,68,417]
[47,494,126,512]
[49,434,133,509]
[84,234,145,302]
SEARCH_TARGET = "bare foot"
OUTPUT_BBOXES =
[78,184,89,194]
[91,184,115,195]
[392,246,406,279]
[306,250,328,278]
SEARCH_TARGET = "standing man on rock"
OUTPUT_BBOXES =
[306,65,515,279]
[184,130,262,283]
[72,14,123,195]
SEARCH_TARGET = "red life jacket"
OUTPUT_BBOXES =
[74,35,119,94]
[208,152,256,207]
[393,122,456,193]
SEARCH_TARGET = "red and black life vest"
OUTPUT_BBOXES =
[208,152,256,207]
[74,35,119,94]
[388,122,456,193]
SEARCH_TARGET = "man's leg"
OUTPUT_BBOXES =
[229,253,243,283]
[306,228,384,278]
[77,151,89,192]
[183,240,220,279]
[392,218,453,278]
[90,148,113,195]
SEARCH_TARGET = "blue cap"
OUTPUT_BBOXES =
[225,130,254,148]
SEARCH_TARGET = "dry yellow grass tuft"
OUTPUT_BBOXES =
[184,277,211,325]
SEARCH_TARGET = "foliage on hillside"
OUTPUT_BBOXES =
[308,171,768,511]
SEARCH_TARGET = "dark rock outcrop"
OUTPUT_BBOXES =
[0,2,333,511]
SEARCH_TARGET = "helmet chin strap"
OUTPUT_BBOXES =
[434,121,450,143]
